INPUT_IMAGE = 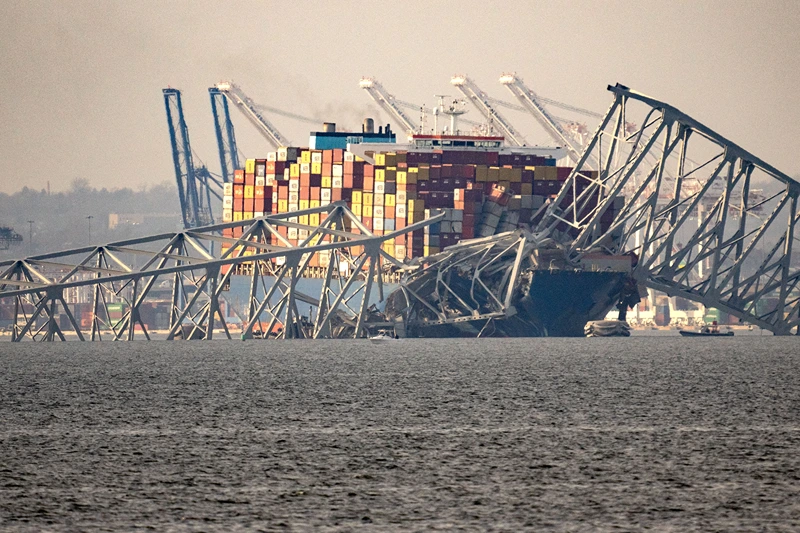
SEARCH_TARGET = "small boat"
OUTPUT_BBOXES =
[585,320,631,337]
[369,331,397,343]
[679,326,734,337]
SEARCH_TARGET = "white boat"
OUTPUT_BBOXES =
[369,331,397,343]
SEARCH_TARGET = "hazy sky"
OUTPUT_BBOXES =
[2,0,799,194]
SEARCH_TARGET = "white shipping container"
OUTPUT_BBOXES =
[255,176,265,187]
[373,206,384,218]
[289,192,299,203]
[289,179,300,192]
[223,183,234,196]
[301,163,311,174]
[396,190,407,204]
[373,218,384,231]
[374,181,385,194]
[395,204,407,218]
[321,189,332,201]
[223,196,233,209]
[267,152,277,161]
[222,209,233,222]
[332,164,343,177]
[288,228,298,239]
[332,177,343,189]
[311,152,323,164]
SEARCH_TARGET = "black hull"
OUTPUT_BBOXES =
[406,270,629,338]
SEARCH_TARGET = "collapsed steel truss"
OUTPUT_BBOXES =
[389,231,550,335]
[0,203,441,342]
[537,84,800,335]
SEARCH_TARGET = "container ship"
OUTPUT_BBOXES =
[221,121,638,337]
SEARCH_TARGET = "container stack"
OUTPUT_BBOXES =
[221,146,621,270]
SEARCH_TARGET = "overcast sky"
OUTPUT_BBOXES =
[2,0,799,194]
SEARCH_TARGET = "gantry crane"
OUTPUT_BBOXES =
[214,81,291,148]
[163,88,221,228]
[499,73,587,164]
[359,78,418,134]
[450,75,528,147]
[208,86,241,184]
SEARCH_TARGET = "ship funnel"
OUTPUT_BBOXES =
[363,118,375,133]
[323,122,336,133]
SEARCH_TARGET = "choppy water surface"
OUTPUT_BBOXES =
[1,337,799,531]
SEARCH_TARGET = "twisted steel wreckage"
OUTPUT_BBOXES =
[2,84,799,340]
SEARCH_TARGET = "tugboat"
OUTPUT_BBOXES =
[679,321,734,337]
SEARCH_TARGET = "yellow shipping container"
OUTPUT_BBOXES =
[476,165,488,182]
[309,213,320,226]
[363,192,373,206]
[408,198,425,213]
[233,212,243,221]
[351,203,362,216]
[521,183,533,195]
[510,168,522,183]
[310,199,320,209]
[290,163,300,178]
[363,205,373,218]
[278,200,288,212]
[397,171,407,185]
[375,168,385,182]
[321,176,332,188]
[488,167,500,182]
[374,193,384,206]
[424,246,439,256]
[301,150,311,164]
[500,167,513,181]
[385,194,396,207]
[299,215,309,225]
[245,159,255,174]
[374,153,386,166]
[299,200,309,210]
[244,211,254,219]
[311,162,322,174]
[352,190,362,204]
[244,185,254,199]
[417,167,430,181]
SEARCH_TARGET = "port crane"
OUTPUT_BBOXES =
[213,81,291,149]
[163,88,222,228]
[499,73,586,164]
[208,86,241,184]
[450,75,528,147]
[359,78,419,134]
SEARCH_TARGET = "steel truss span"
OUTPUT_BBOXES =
[0,203,441,342]
[537,84,800,335]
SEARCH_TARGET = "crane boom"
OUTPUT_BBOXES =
[163,88,205,228]
[359,77,418,134]
[450,75,527,147]
[499,74,585,164]
[214,81,291,148]
[208,87,241,183]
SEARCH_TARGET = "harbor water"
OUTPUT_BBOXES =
[1,336,799,531]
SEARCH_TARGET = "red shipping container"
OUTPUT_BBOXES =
[332,149,344,163]
[245,198,255,212]
[364,165,374,178]
[311,187,321,201]
[233,169,245,183]
[233,184,244,198]
[245,173,255,186]
[254,187,265,198]
[255,197,265,212]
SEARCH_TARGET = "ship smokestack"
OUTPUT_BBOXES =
[362,118,374,134]
[323,122,336,133]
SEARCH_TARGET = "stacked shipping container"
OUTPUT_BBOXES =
[221,144,621,272]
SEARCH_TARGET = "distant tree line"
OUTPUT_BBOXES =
[0,179,183,259]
